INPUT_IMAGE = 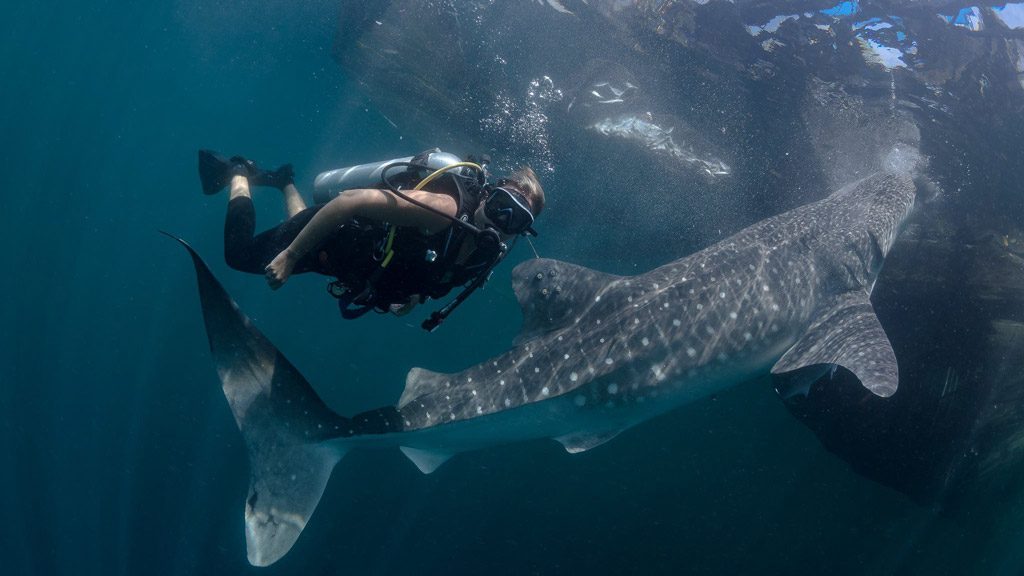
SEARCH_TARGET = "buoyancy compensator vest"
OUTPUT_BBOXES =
[311,149,508,331]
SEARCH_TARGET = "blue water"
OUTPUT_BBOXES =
[3,2,1024,575]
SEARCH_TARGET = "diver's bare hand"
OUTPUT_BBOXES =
[265,250,297,290]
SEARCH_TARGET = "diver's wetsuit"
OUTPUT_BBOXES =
[222,187,483,293]
[224,196,329,275]
[223,183,502,319]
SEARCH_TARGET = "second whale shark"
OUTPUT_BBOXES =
[174,169,918,566]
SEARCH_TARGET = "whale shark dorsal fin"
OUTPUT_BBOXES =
[771,291,898,398]
[399,367,450,409]
[400,447,453,474]
[511,258,623,345]
[555,429,625,454]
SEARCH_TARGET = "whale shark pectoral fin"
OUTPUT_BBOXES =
[511,258,623,345]
[555,429,625,454]
[400,447,454,474]
[772,291,898,398]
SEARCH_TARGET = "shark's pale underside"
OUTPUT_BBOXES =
[173,170,916,566]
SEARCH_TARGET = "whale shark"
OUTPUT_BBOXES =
[173,169,917,566]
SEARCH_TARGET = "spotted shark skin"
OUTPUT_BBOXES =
[174,170,917,566]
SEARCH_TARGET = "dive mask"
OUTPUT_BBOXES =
[484,186,536,236]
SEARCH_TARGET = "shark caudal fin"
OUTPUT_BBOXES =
[167,234,349,567]
[772,290,898,398]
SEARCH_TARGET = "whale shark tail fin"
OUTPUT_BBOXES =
[166,233,350,567]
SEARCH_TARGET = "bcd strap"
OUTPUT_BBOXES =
[422,238,506,332]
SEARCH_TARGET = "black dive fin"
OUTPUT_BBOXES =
[772,290,898,398]
[511,258,623,345]
[198,149,294,193]
[197,149,234,195]
[165,232,349,567]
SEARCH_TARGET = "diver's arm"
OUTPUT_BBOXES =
[264,188,457,289]
[348,188,457,231]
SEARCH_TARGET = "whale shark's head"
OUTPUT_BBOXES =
[820,170,918,290]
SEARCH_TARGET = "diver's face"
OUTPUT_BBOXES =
[473,202,514,242]
[474,185,534,240]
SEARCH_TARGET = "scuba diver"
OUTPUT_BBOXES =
[197,148,545,331]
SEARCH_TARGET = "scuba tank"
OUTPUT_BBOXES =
[313,149,466,204]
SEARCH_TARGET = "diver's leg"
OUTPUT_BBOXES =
[282,183,307,218]
[224,174,262,273]
[229,174,251,201]
[250,163,303,216]
[254,163,305,218]
[224,189,324,275]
